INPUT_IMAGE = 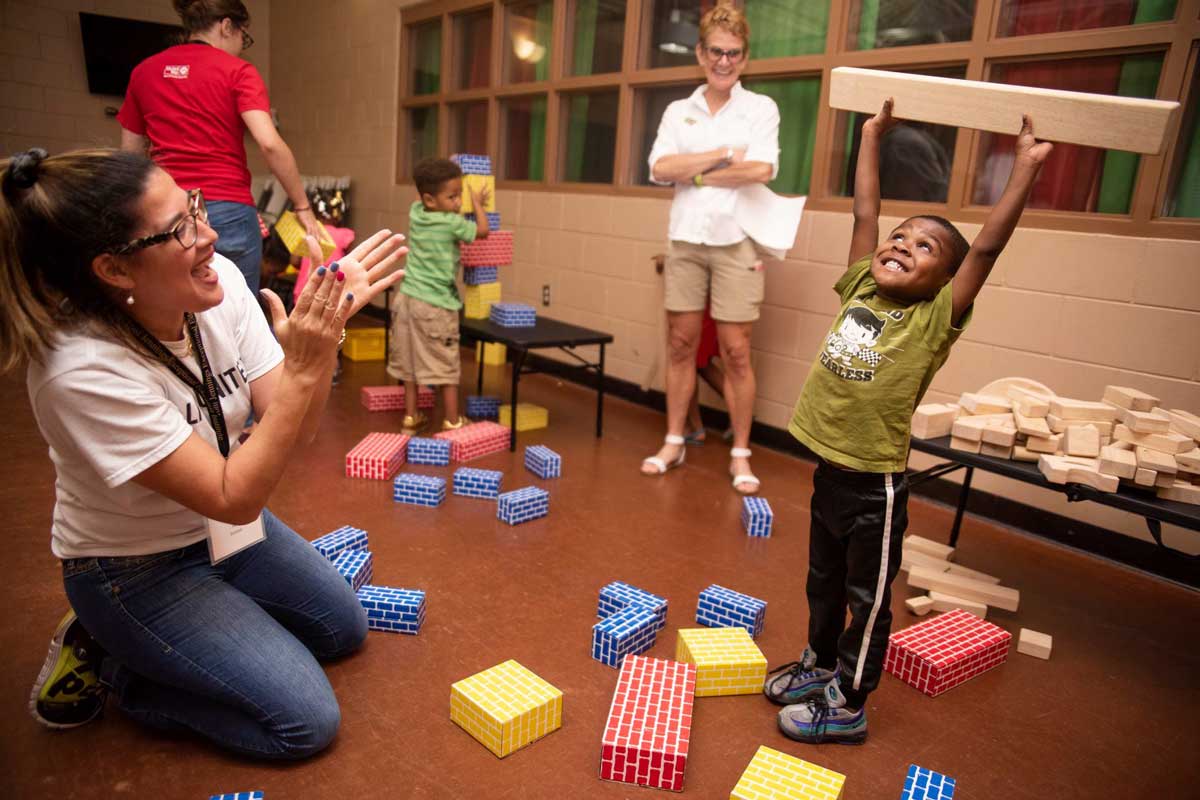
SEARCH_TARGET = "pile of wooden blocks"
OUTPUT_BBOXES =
[911,384,1200,504]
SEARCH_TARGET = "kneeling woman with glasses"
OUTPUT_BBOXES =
[4,147,407,759]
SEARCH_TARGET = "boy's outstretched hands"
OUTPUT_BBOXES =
[863,97,900,137]
[1015,114,1053,167]
[473,183,491,211]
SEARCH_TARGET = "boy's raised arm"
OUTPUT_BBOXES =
[472,184,491,239]
[849,99,899,266]
[951,114,1052,325]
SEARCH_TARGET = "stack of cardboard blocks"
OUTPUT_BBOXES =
[461,230,514,268]
[496,486,549,525]
[599,655,696,792]
[449,659,562,758]
[451,153,510,319]
[357,585,426,634]
[499,402,549,432]
[730,746,847,800]
[464,280,502,319]
[463,264,498,286]
[466,394,501,419]
[489,301,536,328]
[310,525,368,561]
[392,473,447,507]
[598,581,668,632]
[452,466,503,499]
[524,445,562,479]
[345,432,409,479]
[901,764,957,799]
[884,608,1012,697]
[741,496,773,537]
[407,437,452,466]
[360,384,435,412]
[695,584,767,639]
[675,627,768,697]
[332,549,373,593]
[435,420,510,462]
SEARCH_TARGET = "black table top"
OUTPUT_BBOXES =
[460,314,614,349]
[910,436,1200,531]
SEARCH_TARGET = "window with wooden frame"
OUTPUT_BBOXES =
[398,0,1200,238]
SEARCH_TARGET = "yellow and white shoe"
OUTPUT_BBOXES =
[29,611,107,729]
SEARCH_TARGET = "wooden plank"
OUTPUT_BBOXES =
[1017,628,1052,660]
[904,535,954,561]
[1114,425,1194,454]
[928,590,987,618]
[905,595,935,616]
[1102,385,1159,412]
[828,66,1180,155]
[906,565,1019,612]
[1099,445,1137,480]
[911,403,959,440]
[1136,446,1178,475]
[945,563,1002,585]
[1158,480,1200,505]
[1111,405,1172,435]
[1165,409,1200,441]
[958,392,1012,415]
[1178,448,1200,475]
[1013,407,1052,438]
[1048,398,1119,423]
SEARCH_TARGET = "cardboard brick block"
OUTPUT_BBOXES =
[884,609,1012,697]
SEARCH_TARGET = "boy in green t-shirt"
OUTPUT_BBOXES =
[387,157,490,431]
[765,100,1052,744]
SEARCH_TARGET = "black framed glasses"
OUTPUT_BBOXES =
[704,45,744,63]
[238,25,254,51]
[112,189,208,256]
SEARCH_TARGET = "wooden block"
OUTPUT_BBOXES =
[1158,480,1200,505]
[1164,408,1200,441]
[1024,433,1062,454]
[1048,398,1118,423]
[901,548,953,572]
[1013,407,1052,438]
[980,422,1017,448]
[928,590,987,618]
[1102,385,1159,412]
[1155,471,1177,489]
[951,414,1013,442]
[905,595,935,616]
[945,563,1002,585]
[828,66,1179,154]
[1012,445,1039,462]
[1007,384,1053,406]
[1063,424,1100,458]
[1014,397,1050,418]
[1112,405,1172,435]
[959,392,1012,415]
[911,403,960,439]
[980,441,1014,460]
[1046,415,1114,437]
[906,565,1020,612]
[1099,445,1137,480]
[1067,467,1119,493]
[1017,628,1052,660]
[1039,455,1113,490]
[904,535,955,561]
[950,435,982,454]
[1177,448,1200,475]
[1111,439,1134,451]
[1134,467,1157,487]
[1135,446,1177,475]
[1113,424,1194,454]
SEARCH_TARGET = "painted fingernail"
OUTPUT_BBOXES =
[316,266,327,276]
[330,261,340,273]
[336,272,345,282]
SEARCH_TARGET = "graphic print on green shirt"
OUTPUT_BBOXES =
[788,255,972,473]
[400,201,477,311]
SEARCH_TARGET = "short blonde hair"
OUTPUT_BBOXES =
[699,2,750,51]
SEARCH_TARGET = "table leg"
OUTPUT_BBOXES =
[596,343,606,438]
[508,348,525,452]
[949,466,974,548]
[476,345,484,394]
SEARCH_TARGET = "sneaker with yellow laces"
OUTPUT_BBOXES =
[29,611,108,729]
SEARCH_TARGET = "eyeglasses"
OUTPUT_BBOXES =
[112,189,208,255]
[704,45,744,63]
[238,25,254,51]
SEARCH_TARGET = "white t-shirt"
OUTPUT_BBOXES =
[647,81,781,246]
[26,254,284,559]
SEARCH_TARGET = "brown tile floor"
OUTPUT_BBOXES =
[3,356,1199,799]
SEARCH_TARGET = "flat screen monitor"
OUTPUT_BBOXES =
[79,12,183,97]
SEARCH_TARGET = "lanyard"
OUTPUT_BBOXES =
[129,312,230,457]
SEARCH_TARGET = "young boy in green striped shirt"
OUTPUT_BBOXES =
[387,157,490,431]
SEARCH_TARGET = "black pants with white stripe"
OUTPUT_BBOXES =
[806,458,908,710]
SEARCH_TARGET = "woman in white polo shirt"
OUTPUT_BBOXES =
[640,2,780,494]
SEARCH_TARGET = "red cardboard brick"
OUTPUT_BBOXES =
[434,421,510,462]
[346,432,410,480]
[461,231,513,267]
[360,385,435,412]
[884,608,1012,697]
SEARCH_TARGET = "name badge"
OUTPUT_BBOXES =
[206,514,266,564]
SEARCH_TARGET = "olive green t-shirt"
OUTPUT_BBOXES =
[788,255,972,473]
[399,201,477,311]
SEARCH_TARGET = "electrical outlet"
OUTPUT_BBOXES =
[542,284,551,306]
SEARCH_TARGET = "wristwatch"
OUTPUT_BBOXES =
[693,173,704,187]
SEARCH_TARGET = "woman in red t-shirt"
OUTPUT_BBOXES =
[119,0,318,293]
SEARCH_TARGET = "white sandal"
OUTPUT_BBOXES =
[642,434,687,475]
[730,447,761,494]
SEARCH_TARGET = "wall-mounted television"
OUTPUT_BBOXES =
[79,12,183,97]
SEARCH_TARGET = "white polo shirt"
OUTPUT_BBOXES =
[648,81,780,246]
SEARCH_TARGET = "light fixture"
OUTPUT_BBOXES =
[658,7,697,55]
[513,34,546,63]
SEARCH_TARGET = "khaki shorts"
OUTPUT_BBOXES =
[663,238,763,322]
[386,293,461,385]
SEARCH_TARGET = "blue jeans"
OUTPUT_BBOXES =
[207,200,263,293]
[62,510,367,760]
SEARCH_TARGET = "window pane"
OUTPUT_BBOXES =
[636,85,694,185]
[501,95,547,180]
[562,90,619,183]
[1164,58,1199,217]
[409,107,439,168]
[833,66,965,202]
[973,53,1164,213]
[997,0,1175,37]
[741,76,821,195]
[451,101,488,155]
[745,0,827,57]
[410,21,441,95]
[505,0,552,84]
[569,0,625,75]
[646,0,701,69]
[455,9,492,90]
[848,0,974,50]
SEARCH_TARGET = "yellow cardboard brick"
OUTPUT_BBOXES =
[449,659,562,758]
[675,627,767,697]
[464,281,502,319]
[460,174,497,213]
[730,745,846,800]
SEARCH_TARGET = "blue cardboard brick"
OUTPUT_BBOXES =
[591,603,658,668]
[466,395,501,420]
[489,302,537,328]
[209,794,264,800]
[524,445,562,479]
[901,764,957,800]
[310,525,368,561]
[496,486,549,525]
[407,437,451,466]
[597,581,668,632]
[357,585,426,635]
[331,549,373,593]
[450,153,492,175]
[696,584,767,638]
[463,265,499,286]
[453,466,503,499]
[393,473,447,507]
[462,212,501,230]
[741,496,773,538]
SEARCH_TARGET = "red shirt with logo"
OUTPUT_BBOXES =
[118,43,270,206]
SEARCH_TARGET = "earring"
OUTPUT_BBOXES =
[126,294,135,306]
